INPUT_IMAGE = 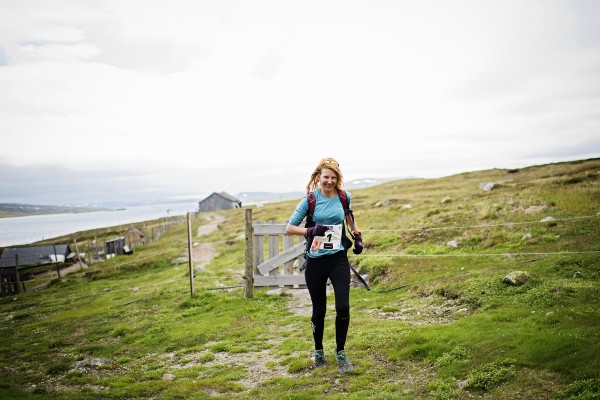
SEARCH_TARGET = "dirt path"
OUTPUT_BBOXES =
[191,213,224,273]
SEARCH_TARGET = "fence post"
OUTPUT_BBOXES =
[244,208,254,299]
[73,239,83,270]
[187,213,195,297]
[14,254,21,294]
[53,245,61,279]
[284,234,294,289]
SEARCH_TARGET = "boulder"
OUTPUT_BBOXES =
[374,200,393,207]
[73,358,112,370]
[502,271,533,286]
[162,373,176,382]
[479,182,495,192]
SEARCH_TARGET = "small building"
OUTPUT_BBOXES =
[197,192,242,212]
[105,237,126,256]
[0,245,73,269]
[123,226,146,248]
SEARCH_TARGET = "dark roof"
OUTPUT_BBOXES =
[124,226,145,236]
[200,192,241,203]
[0,245,72,268]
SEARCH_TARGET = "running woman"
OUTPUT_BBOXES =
[286,157,363,372]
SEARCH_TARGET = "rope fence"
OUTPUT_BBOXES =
[364,214,600,232]
[351,249,600,258]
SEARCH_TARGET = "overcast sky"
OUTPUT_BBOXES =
[1,0,599,205]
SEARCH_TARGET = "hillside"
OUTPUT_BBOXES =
[0,203,109,218]
[1,158,599,399]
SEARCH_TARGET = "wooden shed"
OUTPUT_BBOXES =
[197,192,242,212]
[105,237,126,256]
[123,226,146,248]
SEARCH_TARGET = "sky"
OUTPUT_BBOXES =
[1,0,599,205]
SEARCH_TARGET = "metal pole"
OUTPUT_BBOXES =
[187,213,195,297]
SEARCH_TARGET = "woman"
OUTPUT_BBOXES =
[286,157,363,372]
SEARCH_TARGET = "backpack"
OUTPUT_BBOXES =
[303,190,370,290]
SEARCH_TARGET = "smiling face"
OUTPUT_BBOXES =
[319,168,338,195]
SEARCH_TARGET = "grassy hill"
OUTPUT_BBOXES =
[1,158,599,399]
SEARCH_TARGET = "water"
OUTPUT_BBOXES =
[0,201,198,247]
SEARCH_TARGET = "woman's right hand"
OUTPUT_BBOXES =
[353,233,363,254]
[306,225,327,237]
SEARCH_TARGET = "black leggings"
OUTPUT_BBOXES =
[304,251,351,353]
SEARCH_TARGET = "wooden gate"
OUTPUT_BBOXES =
[253,222,307,287]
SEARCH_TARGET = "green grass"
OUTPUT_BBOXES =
[1,158,599,399]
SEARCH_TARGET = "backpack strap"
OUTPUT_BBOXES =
[338,190,356,240]
[306,192,316,227]
[338,189,348,213]
[306,190,349,222]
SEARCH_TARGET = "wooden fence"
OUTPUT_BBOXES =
[0,267,22,297]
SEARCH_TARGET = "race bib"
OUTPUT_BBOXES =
[309,224,343,253]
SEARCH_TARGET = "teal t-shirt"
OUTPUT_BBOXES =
[288,189,352,257]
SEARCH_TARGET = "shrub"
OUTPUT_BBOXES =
[554,378,600,400]
[464,359,516,391]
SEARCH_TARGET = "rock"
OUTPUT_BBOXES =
[401,204,412,210]
[441,196,452,204]
[73,358,112,369]
[374,200,393,207]
[480,182,495,192]
[457,379,468,389]
[573,271,583,279]
[540,216,555,222]
[447,240,459,248]
[522,233,532,241]
[130,287,139,292]
[162,373,176,382]
[502,271,533,286]
[524,205,547,214]
[266,288,285,296]
[351,274,369,288]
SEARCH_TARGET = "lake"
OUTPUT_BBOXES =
[0,201,198,247]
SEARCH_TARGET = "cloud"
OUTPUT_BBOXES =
[0,163,155,204]
[0,0,599,204]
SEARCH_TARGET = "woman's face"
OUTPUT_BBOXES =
[319,168,338,192]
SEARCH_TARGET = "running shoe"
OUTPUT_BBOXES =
[313,349,326,368]
[336,350,353,372]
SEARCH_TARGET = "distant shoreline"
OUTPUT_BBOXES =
[0,203,113,219]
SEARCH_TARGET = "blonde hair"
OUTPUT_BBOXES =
[306,157,344,193]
